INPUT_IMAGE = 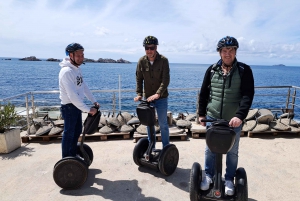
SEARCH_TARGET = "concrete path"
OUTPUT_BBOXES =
[1,134,300,201]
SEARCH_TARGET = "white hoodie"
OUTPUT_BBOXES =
[59,58,96,113]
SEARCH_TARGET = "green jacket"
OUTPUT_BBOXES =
[207,63,242,120]
[136,52,170,98]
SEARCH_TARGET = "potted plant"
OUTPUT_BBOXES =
[0,102,21,153]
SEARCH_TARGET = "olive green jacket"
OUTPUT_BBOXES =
[136,52,170,99]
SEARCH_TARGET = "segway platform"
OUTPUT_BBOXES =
[132,100,179,176]
[53,106,100,189]
[189,119,248,201]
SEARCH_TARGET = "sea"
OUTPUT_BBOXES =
[0,58,300,121]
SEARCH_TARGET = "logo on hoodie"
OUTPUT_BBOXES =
[76,75,83,86]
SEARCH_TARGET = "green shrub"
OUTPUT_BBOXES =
[0,103,18,133]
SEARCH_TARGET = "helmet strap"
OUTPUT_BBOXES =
[69,52,84,67]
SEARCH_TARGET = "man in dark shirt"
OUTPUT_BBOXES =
[198,36,254,196]
[134,35,170,150]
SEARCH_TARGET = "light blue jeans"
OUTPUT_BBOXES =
[147,98,170,148]
[204,116,242,181]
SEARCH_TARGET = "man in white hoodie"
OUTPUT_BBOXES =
[59,43,99,158]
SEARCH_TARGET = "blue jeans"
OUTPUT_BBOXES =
[147,98,170,148]
[60,104,82,158]
[204,116,242,181]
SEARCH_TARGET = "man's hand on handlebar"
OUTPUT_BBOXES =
[229,117,242,127]
[134,96,142,102]
[198,116,206,126]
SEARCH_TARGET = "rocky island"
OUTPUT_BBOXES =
[84,58,131,63]
[18,56,130,63]
[273,64,285,66]
[46,58,61,62]
[19,56,41,61]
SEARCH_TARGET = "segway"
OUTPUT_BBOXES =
[132,100,179,176]
[53,106,101,189]
[189,119,248,201]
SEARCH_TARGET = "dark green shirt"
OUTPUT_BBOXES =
[136,52,170,98]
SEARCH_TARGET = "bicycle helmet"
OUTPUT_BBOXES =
[216,36,239,52]
[65,43,84,56]
[143,36,159,46]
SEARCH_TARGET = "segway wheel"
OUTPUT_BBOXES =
[53,157,88,190]
[189,162,202,201]
[158,144,179,176]
[133,138,149,166]
[235,167,248,201]
[77,143,94,166]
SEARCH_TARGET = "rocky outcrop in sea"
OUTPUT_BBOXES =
[19,56,41,61]
[84,58,131,63]
[46,58,61,62]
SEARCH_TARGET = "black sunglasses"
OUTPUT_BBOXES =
[145,46,156,50]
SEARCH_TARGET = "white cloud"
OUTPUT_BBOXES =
[0,0,300,65]
[94,27,110,36]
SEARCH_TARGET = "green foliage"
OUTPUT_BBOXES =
[0,103,18,133]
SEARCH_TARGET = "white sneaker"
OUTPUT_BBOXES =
[200,176,212,190]
[225,180,235,196]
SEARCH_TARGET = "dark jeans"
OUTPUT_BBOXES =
[60,104,82,158]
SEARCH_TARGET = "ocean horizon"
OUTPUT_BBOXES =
[1,57,300,67]
[1,58,300,120]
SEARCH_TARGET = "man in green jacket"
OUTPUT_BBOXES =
[134,35,170,151]
[198,36,255,196]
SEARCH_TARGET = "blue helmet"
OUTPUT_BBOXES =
[143,36,159,46]
[65,43,84,56]
[216,36,239,52]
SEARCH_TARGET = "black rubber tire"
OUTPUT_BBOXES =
[77,143,94,166]
[53,157,88,190]
[158,144,179,176]
[133,138,149,166]
[189,162,202,201]
[235,167,248,201]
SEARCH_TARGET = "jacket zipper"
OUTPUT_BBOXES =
[220,75,227,119]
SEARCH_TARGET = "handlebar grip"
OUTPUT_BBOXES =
[200,119,213,123]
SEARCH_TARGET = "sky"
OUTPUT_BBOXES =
[1,0,300,66]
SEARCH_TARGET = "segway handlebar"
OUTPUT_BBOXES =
[200,119,230,123]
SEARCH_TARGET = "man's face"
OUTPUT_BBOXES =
[145,45,157,59]
[70,50,84,66]
[219,47,236,66]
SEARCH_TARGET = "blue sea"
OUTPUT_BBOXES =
[0,58,300,120]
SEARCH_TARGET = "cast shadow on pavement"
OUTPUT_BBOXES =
[60,168,161,201]
[138,166,191,193]
[0,143,35,160]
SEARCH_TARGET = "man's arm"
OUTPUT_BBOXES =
[136,60,144,97]
[61,73,91,113]
[198,66,213,117]
[235,65,255,121]
[156,58,170,96]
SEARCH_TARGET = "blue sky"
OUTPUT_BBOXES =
[1,0,300,65]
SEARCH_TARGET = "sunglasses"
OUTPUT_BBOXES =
[145,46,156,50]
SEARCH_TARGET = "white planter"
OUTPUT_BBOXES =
[0,128,21,153]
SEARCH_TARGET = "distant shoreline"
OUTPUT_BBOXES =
[6,56,131,63]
